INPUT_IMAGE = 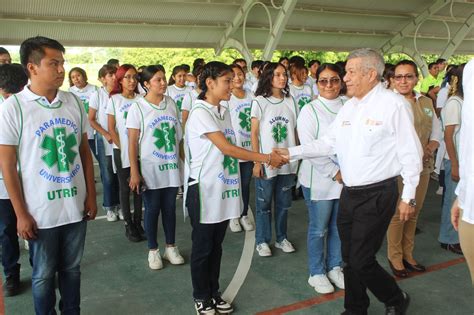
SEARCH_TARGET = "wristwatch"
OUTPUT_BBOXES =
[402,198,416,207]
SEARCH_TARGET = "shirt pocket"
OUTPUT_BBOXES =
[360,124,385,156]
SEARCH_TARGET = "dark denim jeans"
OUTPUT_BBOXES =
[255,174,295,245]
[239,162,253,217]
[29,220,87,315]
[95,134,119,210]
[0,199,20,277]
[143,187,179,249]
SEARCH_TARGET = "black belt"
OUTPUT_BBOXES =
[344,176,397,192]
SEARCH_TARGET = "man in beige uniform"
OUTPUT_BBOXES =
[387,60,442,277]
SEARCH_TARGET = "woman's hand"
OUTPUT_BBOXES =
[253,163,264,178]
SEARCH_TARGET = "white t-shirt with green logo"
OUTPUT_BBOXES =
[181,89,199,112]
[0,88,88,228]
[126,96,183,189]
[69,84,99,140]
[89,87,113,156]
[289,83,314,111]
[250,95,299,178]
[106,93,141,168]
[225,91,254,160]
[166,84,192,122]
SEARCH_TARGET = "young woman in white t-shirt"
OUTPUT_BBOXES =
[226,64,255,233]
[289,63,314,111]
[166,65,192,122]
[185,61,286,314]
[251,62,299,257]
[297,63,345,294]
[127,65,185,270]
[88,65,121,222]
[107,64,144,243]
[181,65,204,128]
[68,67,99,157]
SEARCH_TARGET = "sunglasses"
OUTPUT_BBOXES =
[317,77,341,86]
[393,74,417,81]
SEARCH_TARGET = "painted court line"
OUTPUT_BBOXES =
[256,257,467,315]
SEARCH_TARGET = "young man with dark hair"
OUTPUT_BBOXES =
[106,58,120,69]
[0,63,28,297]
[420,62,442,96]
[0,47,12,65]
[0,36,97,314]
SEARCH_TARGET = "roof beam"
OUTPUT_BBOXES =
[440,12,474,59]
[380,0,451,54]
[215,0,256,55]
[262,0,297,60]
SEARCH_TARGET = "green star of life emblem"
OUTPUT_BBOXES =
[41,127,78,173]
[238,108,251,132]
[153,122,176,153]
[123,111,128,120]
[223,137,239,175]
[298,96,311,109]
[81,98,89,114]
[272,122,288,143]
[176,97,183,111]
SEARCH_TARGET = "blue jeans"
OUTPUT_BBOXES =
[95,134,120,210]
[302,187,342,276]
[29,220,87,315]
[0,199,20,277]
[240,162,253,217]
[255,174,295,245]
[143,187,178,249]
[438,159,459,244]
[88,138,99,161]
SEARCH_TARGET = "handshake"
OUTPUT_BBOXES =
[268,148,290,169]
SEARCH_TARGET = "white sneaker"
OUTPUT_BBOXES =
[327,267,345,289]
[436,186,443,195]
[256,243,272,257]
[117,208,124,220]
[229,218,242,232]
[148,249,163,270]
[308,274,335,294]
[106,210,118,222]
[163,246,185,265]
[275,239,295,253]
[239,216,254,231]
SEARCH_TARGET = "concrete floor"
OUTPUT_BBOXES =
[4,178,474,314]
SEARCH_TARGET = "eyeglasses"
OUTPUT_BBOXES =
[393,74,417,81]
[317,78,341,86]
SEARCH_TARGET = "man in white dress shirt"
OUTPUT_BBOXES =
[276,48,423,315]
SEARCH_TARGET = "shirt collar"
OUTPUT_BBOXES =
[352,82,383,105]
[195,99,228,115]
[23,86,66,107]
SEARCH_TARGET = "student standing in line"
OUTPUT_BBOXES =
[88,65,121,221]
[68,67,99,159]
[251,62,299,257]
[0,63,28,297]
[289,63,314,111]
[127,65,185,270]
[107,64,144,242]
[181,65,204,128]
[166,65,192,123]
[185,61,287,314]
[0,36,97,314]
[226,64,255,233]
[298,63,345,294]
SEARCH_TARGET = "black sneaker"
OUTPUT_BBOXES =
[3,273,20,297]
[212,296,233,314]
[125,224,142,242]
[195,299,216,314]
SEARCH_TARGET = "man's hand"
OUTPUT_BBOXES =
[399,200,415,221]
[272,148,289,160]
[451,198,461,231]
[334,170,343,184]
[84,194,98,220]
[17,212,38,240]
[269,151,288,168]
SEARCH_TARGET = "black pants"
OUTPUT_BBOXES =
[0,199,20,277]
[186,183,228,301]
[113,149,142,225]
[337,178,404,314]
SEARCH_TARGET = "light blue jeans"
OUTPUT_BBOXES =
[255,174,295,245]
[29,220,87,315]
[438,159,459,244]
[302,186,342,276]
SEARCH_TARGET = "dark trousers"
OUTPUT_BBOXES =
[113,149,142,225]
[0,199,20,277]
[239,161,253,217]
[337,178,404,314]
[186,183,228,301]
[143,187,178,249]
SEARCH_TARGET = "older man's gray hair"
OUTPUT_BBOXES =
[347,48,385,81]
